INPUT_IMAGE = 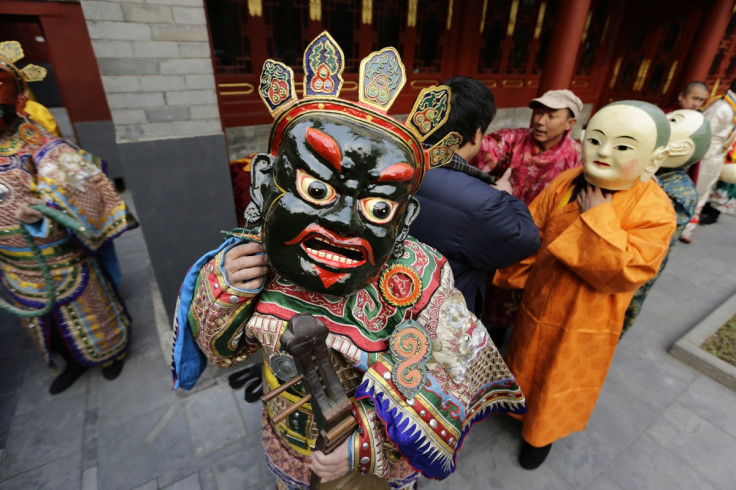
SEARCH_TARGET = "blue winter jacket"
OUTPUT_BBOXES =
[410,163,540,316]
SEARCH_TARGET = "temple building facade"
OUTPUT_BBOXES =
[2,0,736,319]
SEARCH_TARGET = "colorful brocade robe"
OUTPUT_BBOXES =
[0,121,136,367]
[172,233,526,487]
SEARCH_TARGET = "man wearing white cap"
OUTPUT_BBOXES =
[470,89,583,347]
[470,89,583,205]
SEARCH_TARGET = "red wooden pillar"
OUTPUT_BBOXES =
[538,0,591,94]
[678,0,735,86]
[39,3,111,123]
[247,11,268,69]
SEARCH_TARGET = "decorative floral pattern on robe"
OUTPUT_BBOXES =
[0,122,136,366]
[172,234,526,487]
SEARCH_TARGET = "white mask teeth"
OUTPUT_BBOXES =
[313,237,361,253]
[306,246,359,265]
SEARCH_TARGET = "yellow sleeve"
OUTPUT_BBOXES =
[25,100,61,137]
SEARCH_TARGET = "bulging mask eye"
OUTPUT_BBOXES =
[360,197,399,224]
[586,137,600,145]
[296,169,337,205]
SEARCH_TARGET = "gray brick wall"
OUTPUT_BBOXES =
[225,124,272,161]
[81,0,221,143]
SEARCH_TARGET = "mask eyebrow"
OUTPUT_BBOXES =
[374,163,415,183]
[305,127,342,172]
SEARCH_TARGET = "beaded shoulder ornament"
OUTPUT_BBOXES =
[258,31,461,191]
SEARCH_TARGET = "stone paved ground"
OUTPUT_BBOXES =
[1,212,735,490]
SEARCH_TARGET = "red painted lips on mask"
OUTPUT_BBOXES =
[284,224,376,289]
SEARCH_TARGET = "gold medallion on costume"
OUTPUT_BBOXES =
[18,122,42,146]
[379,264,422,308]
[0,135,21,156]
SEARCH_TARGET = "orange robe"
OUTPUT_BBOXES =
[494,167,676,447]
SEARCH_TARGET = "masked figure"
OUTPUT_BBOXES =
[622,109,711,334]
[172,32,526,489]
[0,41,137,394]
[494,101,677,469]
[680,79,736,242]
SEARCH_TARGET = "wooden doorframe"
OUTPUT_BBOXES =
[0,0,111,124]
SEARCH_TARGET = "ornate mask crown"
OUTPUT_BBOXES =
[0,41,47,93]
[258,31,460,190]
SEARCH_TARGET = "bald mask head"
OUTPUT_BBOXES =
[582,101,670,190]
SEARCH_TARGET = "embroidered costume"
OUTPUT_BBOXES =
[172,32,525,488]
[681,90,736,240]
[0,121,136,366]
[622,108,711,335]
[710,180,736,215]
[175,235,525,487]
[710,154,736,216]
[0,40,136,369]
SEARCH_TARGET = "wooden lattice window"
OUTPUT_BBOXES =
[412,1,449,74]
[320,0,363,72]
[262,0,309,70]
[477,0,556,77]
[573,0,608,78]
[372,0,406,52]
[207,0,254,74]
[604,2,697,104]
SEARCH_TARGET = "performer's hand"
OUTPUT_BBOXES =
[15,198,46,224]
[311,437,350,482]
[493,167,514,194]
[223,242,268,290]
[577,185,612,213]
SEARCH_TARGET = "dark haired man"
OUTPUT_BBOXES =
[410,76,540,317]
[468,89,582,346]
[664,81,709,112]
